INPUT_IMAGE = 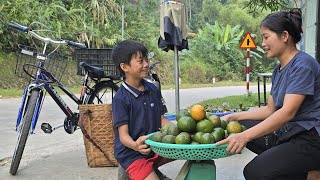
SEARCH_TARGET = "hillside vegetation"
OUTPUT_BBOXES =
[0,0,294,88]
[0,52,81,89]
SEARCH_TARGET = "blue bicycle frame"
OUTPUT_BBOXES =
[15,63,84,134]
[8,21,91,176]
[15,73,45,134]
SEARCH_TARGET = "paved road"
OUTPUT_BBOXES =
[0,85,270,180]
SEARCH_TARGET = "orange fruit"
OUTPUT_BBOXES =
[208,115,221,128]
[196,119,214,133]
[175,132,191,144]
[199,133,215,144]
[177,116,196,133]
[226,121,242,134]
[190,104,206,121]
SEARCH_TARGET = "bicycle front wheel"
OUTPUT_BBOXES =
[10,89,40,175]
[86,81,119,104]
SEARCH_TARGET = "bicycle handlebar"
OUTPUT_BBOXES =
[149,61,160,70]
[8,22,86,49]
[66,40,87,49]
[8,22,29,32]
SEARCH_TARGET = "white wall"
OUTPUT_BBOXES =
[302,0,318,58]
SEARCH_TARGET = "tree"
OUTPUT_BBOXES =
[76,0,122,48]
[183,22,245,81]
[245,0,293,12]
[0,0,125,50]
[0,0,86,51]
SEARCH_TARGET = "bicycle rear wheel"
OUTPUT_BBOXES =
[10,89,40,175]
[86,81,119,104]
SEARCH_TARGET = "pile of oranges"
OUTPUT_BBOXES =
[152,104,247,144]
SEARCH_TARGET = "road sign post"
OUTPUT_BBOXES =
[240,32,257,95]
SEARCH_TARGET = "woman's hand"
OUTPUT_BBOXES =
[220,113,234,122]
[134,135,151,155]
[215,132,249,154]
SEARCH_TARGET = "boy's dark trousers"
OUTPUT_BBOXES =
[240,120,320,180]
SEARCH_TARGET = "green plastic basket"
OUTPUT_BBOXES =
[145,133,234,160]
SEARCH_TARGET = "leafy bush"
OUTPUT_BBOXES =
[180,60,208,84]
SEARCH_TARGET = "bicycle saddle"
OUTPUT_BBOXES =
[79,62,105,79]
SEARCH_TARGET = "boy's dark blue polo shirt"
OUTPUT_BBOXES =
[112,80,165,169]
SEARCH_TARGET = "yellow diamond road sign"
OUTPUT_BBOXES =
[240,32,257,49]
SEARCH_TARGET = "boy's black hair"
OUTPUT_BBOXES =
[111,40,148,76]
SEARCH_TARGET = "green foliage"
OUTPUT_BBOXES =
[122,0,159,50]
[0,0,85,50]
[0,0,282,86]
[183,22,245,81]
[78,0,122,48]
[200,0,223,28]
[0,51,81,89]
[211,21,244,50]
[185,0,203,32]
[245,0,291,13]
[200,93,263,111]
[0,0,122,50]
[180,60,210,83]
[0,52,23,89]
[180,0,278,83]
[219,4,263,31]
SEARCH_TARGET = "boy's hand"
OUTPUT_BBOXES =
[134,135,151,155]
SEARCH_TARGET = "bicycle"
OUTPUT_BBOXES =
[8,22,121,175]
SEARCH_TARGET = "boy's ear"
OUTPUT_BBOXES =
[120,63,129,73]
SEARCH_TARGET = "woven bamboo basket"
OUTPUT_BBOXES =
[79,104,118,167]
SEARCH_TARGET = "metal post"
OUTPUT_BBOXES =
[257,75,261,107]
[122,5,124,40]
[174,45,180,114]
[246,48,250,95]
[263,76,267,106]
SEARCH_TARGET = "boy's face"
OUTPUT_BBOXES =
[121,52,149,79]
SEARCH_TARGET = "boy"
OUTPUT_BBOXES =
[112,40,173,180]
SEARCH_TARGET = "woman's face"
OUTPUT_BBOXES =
[260,26,287,58]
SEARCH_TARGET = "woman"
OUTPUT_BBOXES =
[216,9,320,180]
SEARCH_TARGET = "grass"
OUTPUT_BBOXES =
[169,92,269,114]
[198,93,267,111]
[0,88,24,98]
[161,81,268,89]
[0,86,83,99]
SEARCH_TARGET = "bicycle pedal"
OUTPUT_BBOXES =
[41,123,53,134]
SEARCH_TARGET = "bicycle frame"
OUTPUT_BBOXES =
[16,82,44,133]
[9,21,95,176]
[15,63,89,134]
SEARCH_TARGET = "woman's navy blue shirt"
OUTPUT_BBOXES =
[271,51,320,134]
